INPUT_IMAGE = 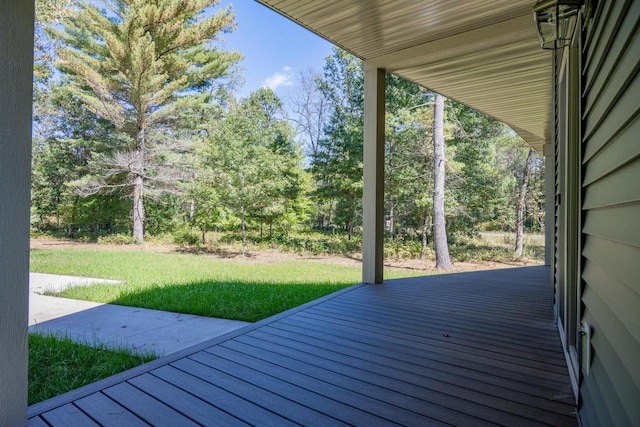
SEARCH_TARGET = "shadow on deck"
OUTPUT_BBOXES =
[28,265,576,426]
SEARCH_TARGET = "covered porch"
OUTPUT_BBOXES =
[28,266,576,426]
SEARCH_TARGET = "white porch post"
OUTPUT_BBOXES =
[0,1,34,424]
[362,64,385,284]
[544,143,554,267]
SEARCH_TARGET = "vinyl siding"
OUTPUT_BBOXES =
[579,0,640,425]
[554,50,563,321]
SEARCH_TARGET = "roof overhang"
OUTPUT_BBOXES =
[255,0,553,151]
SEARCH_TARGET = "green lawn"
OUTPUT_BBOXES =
[30,247,421,322]
[29,332,156,405]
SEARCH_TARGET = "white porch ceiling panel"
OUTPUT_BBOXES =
[256,0,552,151]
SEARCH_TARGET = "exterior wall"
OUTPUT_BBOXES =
[554,26,582,397]
[578,0,640,425]
[0,1,34,425]
[544,143,554,267]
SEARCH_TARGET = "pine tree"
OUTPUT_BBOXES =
[313,48,364,239]
[51,0,241,242]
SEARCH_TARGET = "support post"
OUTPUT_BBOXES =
[362,64,385,284]
[0,1,34,424]
[544,143,554,267]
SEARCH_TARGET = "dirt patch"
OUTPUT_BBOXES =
[30,238,541,273]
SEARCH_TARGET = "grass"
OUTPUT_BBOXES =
[28,233,542,405]
[29,332,156,405]
[30,247,422,322]
[30,231,543,322]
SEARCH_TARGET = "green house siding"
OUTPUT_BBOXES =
[579,0,640,425]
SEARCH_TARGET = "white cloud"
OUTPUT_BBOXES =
[262,66,294,91]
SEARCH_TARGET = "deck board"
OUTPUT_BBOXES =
[259,323,575,404]
[74,393,149,426]
[164,359,343,426]
[127,372,254,427]
[185,352,392,426]
[268,315,573,393]
[229,333,557,426]
[41,403,100,427]
[29,266,577,426]
[246,328,574,415]
[299,306,567,362]
[102,382,197,426]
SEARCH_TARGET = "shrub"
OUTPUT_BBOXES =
[384,239,422,259]
[172,227,200,246]
[97,233,135,245]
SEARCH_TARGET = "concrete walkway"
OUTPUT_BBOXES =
[29,273,250,356]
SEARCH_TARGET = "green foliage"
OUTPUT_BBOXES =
[312,48,365,238]
[251,231,362,256]
[383,77,434,240]
[33,0,77,94]
[445,100,505,234]
[172,227,201,247]
[144,195,184,235]
[198,88,311,252]
[448,233,544,263]
[29,332,156,405]
[32,26,546,254]
[97,233,136,245]
[384,238,424,260]
[47,0,242,242]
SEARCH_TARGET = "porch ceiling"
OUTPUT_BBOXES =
[256,0,552,151]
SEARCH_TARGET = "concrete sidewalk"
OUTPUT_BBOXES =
[29,273,250,356]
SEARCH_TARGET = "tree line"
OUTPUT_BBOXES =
[32,0,545,260]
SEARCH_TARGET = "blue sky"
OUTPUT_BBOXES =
[220,1,335,98]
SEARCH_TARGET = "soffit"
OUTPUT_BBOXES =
[256,0,553,151]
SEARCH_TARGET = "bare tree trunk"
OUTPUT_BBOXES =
[240,174,247,257]
[432,93,453,270]
[389,199,395,240]
[515,148,535,256]
[420,214,430,260]
[132,173,145,243]
[132,122,146,243]
[241,204,246,256]
[290,68,326,158]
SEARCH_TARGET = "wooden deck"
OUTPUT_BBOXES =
[28,266,577,426]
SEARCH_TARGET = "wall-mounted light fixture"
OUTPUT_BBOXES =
[533,0,582,49]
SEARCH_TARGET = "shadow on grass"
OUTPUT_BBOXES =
[110,279,353,323]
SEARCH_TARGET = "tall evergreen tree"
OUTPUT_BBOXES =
[313,48,364,238]
[384,75,429,240]
[446,100,505,234]
[51,0,241,242]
